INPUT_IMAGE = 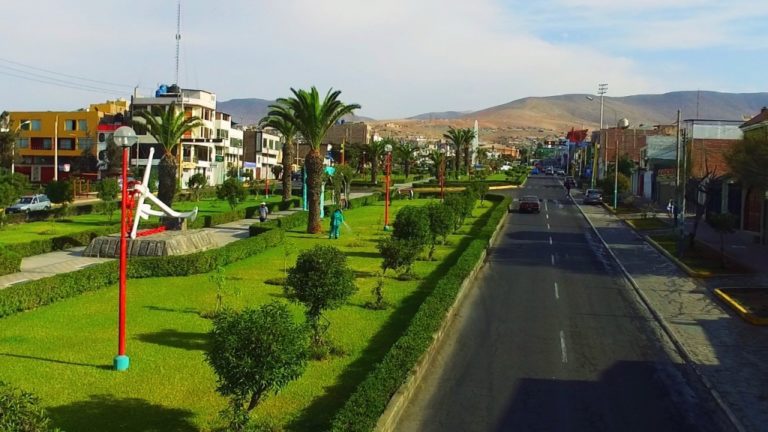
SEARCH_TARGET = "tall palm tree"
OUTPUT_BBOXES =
[368,139,390,185]
[394,141,417,179]
[138,105,201,206]
[269,87,360,233]
[260,103,297,202]
[443,127,474,179]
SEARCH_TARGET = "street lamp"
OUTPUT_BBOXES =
[586,83,607,188]
[383,143,393,230]
[614,118,630,209]
[112,126,138,372]
[439,145,447,200]
[11,120,31,175]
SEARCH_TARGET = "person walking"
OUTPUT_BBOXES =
[258,202,269,223]
[666,199,675,219]
[565,181,571,199]
[329,208,344,239]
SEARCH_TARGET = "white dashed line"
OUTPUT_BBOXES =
[547,223,551,230]
[549,236,553,245]
[546,214,549,220]
[560,330,568,363]
[551,254,555,266]
[554,282,559,299]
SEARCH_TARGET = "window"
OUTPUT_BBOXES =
[64,120,76,131]
[41,138,52,150]
[78,120,88,131]
[58,138,75,150]
[30,120,41,131]
[79,138,93,151]
[16,138,29,148]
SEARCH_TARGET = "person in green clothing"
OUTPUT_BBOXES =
[329,208,344,239]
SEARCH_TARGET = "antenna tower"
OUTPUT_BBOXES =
[175,0,181,86]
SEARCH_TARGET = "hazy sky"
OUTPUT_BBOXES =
[1,0,766,119]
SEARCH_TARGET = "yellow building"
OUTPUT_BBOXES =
[10,99,128,183]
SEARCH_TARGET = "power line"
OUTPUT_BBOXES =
[0,64,128,95]
[0,57,134,89]
[0,69,126,96]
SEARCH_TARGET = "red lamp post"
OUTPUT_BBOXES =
[113,126,138,372]
[383,143,393,230]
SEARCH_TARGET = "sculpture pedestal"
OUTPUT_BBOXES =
[82,229,216,257]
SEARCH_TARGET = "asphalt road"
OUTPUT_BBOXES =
[394,175,720,432]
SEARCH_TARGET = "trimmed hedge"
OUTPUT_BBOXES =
[0,247,21,276]
[0,228,286,319]
[188,198,301,229]
[6,224,122,258]
[249,211,308,236]
[330,194,509,431]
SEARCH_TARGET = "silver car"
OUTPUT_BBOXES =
[6,194,52,213]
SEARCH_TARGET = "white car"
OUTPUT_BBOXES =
[6,194,52,213]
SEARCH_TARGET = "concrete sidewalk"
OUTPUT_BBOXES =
[573,189,768,432]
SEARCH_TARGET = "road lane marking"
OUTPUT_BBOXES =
[560,330,568,363]
[549,236,553,245]
[547,223,551,230]
[546,214,549,220]
[554,282,559,299]
[545,201,549,212]
[551,254,555,266]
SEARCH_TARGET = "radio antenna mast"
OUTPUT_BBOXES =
[175,0,181,86]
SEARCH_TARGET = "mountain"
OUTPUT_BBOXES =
[217,98,375,126]
[407,111,471,120]
[467,91,768,131]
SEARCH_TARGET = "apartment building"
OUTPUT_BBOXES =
[243,127,283,180]
[131,85,241,187]
[10,99,129,183]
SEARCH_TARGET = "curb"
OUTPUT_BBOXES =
[714,288,768,326]
[375,200,508,432]
[573,202,747,432]
[642,234,710,278]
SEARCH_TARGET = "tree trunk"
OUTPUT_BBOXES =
[371,155,378,185]
[246,391,262,412]
[404,160,410,179]
[158,154,177,206]
[282,140,293,202]
[454,148,460,179]
[305,149,324,233]
[464,144,470,176]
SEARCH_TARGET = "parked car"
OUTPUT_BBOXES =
[583,189,603,205]
[545,167,554,175]
[555,169,566,176]
[517,195,542,213]
[6,194,52,214]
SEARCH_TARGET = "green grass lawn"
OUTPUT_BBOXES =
[625,217,670,231]
[173,194,286,215]
[649,234,751,275]
[0,213,120,245]
[0,198,493,431]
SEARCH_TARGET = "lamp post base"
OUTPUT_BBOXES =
[114,355,130,371]
[383,225,391,231]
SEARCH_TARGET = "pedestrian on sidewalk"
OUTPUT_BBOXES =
[258,202,269,223]
[565,181,571,198]
[666,199,675,219]
[329,208,344,239]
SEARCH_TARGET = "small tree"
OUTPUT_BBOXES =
[45,180,74,204]
[425,202,453,259]
[206,302,309,431]
[187,173,207,202]
[285,245,357,350]
[392,205,430,250]
[378,237,420,275]
[0,381,59,432]
[271,164,283,180]
[707,212,737,268]
[95,178,119,222]
[216,177,247,210]
[0,170,28,210]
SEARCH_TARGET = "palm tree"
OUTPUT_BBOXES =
[268,87,360,233]
[394,141,417,179]
[443,127,475,179]
[369,139,391,185]
[260,103,297,202]
[138,105,202,206]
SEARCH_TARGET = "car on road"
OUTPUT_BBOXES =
[583,189,603,205]
[6,194,52,214]
[517,195,542,213]
[545,167,554,175]
[555,169,566,176]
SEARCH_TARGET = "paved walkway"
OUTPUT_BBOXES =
[572,187,768,432]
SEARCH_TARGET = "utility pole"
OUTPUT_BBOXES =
[675,110,685,257]
[590,83,607,188]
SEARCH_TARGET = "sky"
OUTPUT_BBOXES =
[1,0,767,120]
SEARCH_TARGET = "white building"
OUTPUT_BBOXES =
[130,85,242,187]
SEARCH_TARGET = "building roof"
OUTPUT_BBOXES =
[740,107,768,129]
